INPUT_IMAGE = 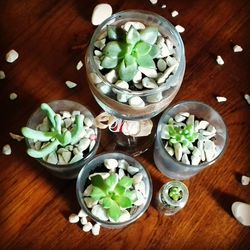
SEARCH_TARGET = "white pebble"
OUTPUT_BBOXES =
[115,80,129,90]
[91,3,112,26]
[174,114,186,122]
[118,159,129,169]
[175,25,185,33]
[216,96,227,102]
[128,96,145,108]
[91,204,109,221]
[104,158,118,171]
[171,10,179,17]
[174,143,182,161]
[133,70,142,83]
[157,59,167,72]
[241,175,250,186]
[146,92,163,103]
[181,153,190,165]
[216,55,224,65]
[165,146,174,156]
[0,70,5,79]
[127,165,139,175]
[68,213,79,223]
[76,60,83,70]
[233,45,243,53]
[133,172,143,185]
[161,4,167,9]
[9,132,24,141]
[191,154,201,165]
[78,209,88,218]
[105,69,118,83]
[83,222,93,232]
[2,144,11,155]
[134,190,145,206]
[92,223,101,236]
[244,94,250,105]
[138,66,158,78]
[65,80,77,89]
[149,0,158,4]
[89,72,102,84]
[84,197,98,208]
[83,184,93,196]
[80,216,88,225]
[123,22,145,32]
[6,49,19,63]
[9,92,18,100]
[118,210,131,222]
[142,77,157,89]
[204,140,216,162]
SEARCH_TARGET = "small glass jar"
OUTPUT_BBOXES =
[157,180,189,216]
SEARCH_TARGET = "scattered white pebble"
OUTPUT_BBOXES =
[171,10,179,17]
[6,49,19,63]
[216,55,224,65]
[65,80,77,89]
[175,25,185,33]
[9,132,24,142]
[78,209,88,218]
[216,96,227,103]
[233,45,243,53]
[76,60,83,70]
[241,175,250,186]
[9,92,18,100]
[92,223,101,236]
[0,70,5,79]
[231,202,250,226]
[83,222,93,232]
[68,213,80,223]
[149,0,158,4]
[80,216,88,225]
[244,94,250,105]
[161,4,166,8]
[91,3,112,26]
[2,144,12,155]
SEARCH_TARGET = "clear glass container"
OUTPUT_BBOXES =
[76,152,153,229]
[85,10,185,155]
[25,100,101,179]
[154,101,228,180]
[157,180,189,216]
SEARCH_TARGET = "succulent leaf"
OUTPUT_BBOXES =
[149,44,160,58]
[103,41,123,58]
[90,186,107,201]
[107,25,118,40]
[27,139,60,158]
[102,197,113,209]
[140,27,158,45]
[70,114,84,145]
[137,54,156,69]
[126,26,140,45]
[118,176,133,189]
[134,41,152,56]
[105,174,119,191]
[119,58,137,82]
[21,127,55,142]
[91,175,107,191]
[40,103,56,128]
[101,56,118,68]
[107,200,121,221]
[114,195,132,209]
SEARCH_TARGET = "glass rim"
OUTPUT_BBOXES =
[86,9,186,96]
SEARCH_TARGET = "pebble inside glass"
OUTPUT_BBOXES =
[157,180,189,216]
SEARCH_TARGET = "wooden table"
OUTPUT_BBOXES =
[0,0,249,249]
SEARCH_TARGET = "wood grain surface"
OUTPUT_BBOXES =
[0,0,249,249]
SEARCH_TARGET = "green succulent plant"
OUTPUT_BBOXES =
[168,186,183,201]
[100,25,160,82]
[165,123,198,148]
[21,103,84,159]
[90,173,137,221]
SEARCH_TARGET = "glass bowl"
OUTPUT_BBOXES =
[76,152,153,229]
[24,100,101,179]
[154,101,228,180]
[85,10,186,121]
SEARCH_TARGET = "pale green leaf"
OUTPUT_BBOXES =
[118,58,137,82]
[90,186,106,201]
[126,26,140,45]
[118,176,133,189]
[107,25,118,40]
[134,41,152,56]
[103,41,123,58]
[140,27,158,45]
[114,195,132,209]
[91,175,107,191]
[101,56,118,68]
[107,201,121,221]
[137,54,156,69]
[102,197,113,209]
[149,44,160,58]
[105,174,118,191]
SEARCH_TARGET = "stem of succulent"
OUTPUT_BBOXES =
[100,25,160,82]
[21,103,85,159]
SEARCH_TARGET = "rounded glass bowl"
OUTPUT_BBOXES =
[25,100,100,179]
[85,10,186,121]
[154,101,228,180]
[76,152,153,229]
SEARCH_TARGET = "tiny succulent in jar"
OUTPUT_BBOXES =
[21,103,84,158]
[89,174,136,221]
[168,186,183,201]
[100,25,160,81]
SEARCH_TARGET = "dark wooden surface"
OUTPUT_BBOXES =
[0,0,250,249]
